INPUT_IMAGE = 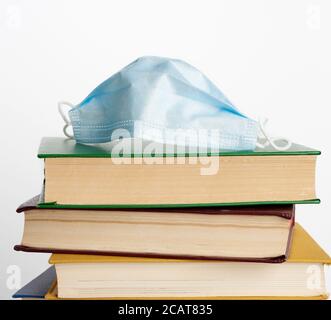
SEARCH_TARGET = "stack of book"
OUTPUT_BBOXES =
[14,137,330,299]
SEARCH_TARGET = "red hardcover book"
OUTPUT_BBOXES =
[15,196,294,263]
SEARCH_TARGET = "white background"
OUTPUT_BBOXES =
[0,0,330,299]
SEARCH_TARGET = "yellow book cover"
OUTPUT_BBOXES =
[47,224,331,300]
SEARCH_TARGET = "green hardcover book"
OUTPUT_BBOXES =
[38,137,320,208]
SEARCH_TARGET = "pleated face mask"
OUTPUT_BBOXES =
[58,56,289,151]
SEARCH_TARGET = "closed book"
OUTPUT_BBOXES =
[15,195,294,262]
[12,267,55,300]
[47,224,330,300]
[38,137,320,208]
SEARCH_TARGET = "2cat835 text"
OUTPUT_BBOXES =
[118,304,213,317]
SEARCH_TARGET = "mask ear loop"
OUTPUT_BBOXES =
[58,101,75,139]
[256,118,292,151]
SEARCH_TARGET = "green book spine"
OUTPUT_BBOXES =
[38,137,321,158]
[37,199,321,210]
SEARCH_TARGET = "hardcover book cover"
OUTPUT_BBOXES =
[38,137,321,158]
[12,267,56,299]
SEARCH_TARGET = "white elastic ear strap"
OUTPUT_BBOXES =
[256,118,292,151]
[58,101,75,139]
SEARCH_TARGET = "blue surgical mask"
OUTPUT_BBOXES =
[58,56,288,151]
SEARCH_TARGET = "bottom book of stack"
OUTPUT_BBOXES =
[14,224,330,300]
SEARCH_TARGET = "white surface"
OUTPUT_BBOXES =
[0,0,330,299]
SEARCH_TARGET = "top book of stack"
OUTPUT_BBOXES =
[38,137,320,208]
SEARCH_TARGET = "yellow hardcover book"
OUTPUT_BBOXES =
[47,224,331,300]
